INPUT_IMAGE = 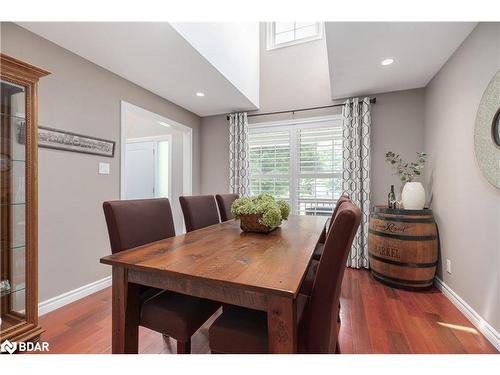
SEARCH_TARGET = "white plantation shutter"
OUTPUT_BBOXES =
[248,117,342,216]
[297,126,343,216]
[249,131,290,200]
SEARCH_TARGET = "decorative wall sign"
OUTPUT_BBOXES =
[38,127,115,157]
[474,70,500,189]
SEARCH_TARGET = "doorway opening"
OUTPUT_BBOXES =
[124,136,171,200]
[120,101,192,233]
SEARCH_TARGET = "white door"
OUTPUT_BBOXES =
[125,142,156,199]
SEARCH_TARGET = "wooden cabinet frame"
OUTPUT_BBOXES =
[0,53,49,343]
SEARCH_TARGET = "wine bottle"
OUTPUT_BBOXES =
[388,185,396,208]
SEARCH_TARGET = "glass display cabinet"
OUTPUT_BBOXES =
[0,53,49,344]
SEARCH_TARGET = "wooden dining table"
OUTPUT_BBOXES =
[100,215,326,354]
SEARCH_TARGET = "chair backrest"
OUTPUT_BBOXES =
[179,195,220,232]
[103,198,176,254]
[318,194,351,244]
[215,194,239,222]
[302,201,361,353]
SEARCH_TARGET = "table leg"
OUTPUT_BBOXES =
[267,295,297,353]
[112,267,141,354]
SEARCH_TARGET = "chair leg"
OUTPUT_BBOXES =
[335,318,342,354]
[165,334,170,345]
[176,339,191,354]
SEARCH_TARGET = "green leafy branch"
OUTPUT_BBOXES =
[385,151,427,183]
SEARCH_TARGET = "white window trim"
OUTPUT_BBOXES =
[120,101,193,200]
[266,22,324,51]
[249,114,341,131]
[248,115,343,215]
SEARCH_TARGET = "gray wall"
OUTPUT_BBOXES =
[424,23,500,331]
[257,22,332,114]
[200,88,425,207]
[0,22,201,302]
[371,89,425,203]
[200,114,231,194]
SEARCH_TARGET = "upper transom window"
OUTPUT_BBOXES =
[266,22,323,50]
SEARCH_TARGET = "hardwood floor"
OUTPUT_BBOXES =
[36,269,497,354]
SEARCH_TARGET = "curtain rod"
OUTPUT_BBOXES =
[226,97,376,121]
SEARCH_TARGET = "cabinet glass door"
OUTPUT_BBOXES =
[0,80,27,330]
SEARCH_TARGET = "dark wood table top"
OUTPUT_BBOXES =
[101,215,326,298]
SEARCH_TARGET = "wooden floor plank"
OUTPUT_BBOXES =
[35,269,497,354]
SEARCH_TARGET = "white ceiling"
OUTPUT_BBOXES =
[325,22,477,99]
[171,22,260,108]
[17,22,258,117]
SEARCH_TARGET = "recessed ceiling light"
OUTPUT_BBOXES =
[381,58,394,66]
[196,92,205,97]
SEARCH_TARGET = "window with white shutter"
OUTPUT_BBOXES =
[248,116,342,217]
[249,130,290,200]
[297,126,343,216]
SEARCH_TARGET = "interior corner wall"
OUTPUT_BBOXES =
[201,24,425,199]
[200,89,425,206]
[423,22,500,332]
[370,89,425,204]
[0,22,201,303]
[200,114,230,194]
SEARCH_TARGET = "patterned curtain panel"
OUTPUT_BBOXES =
[229,112,250,196]
[342,98,371,269]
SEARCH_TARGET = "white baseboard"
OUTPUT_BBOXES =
[38,276,112,316]
[434,277,499,351]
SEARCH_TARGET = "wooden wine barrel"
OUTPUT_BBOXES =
[368,206,438,290]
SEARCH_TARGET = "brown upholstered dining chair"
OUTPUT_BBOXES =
[312,194,351,261]
[300,195,351,325]
[208,201,361,354]
[215,193,239,222]
[179,195,220,232]
[302,195,351,295]
[103,198,220,354]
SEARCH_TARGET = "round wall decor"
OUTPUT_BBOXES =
[474,70,500,189]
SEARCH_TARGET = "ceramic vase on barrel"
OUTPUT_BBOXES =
[401,182,425,209]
